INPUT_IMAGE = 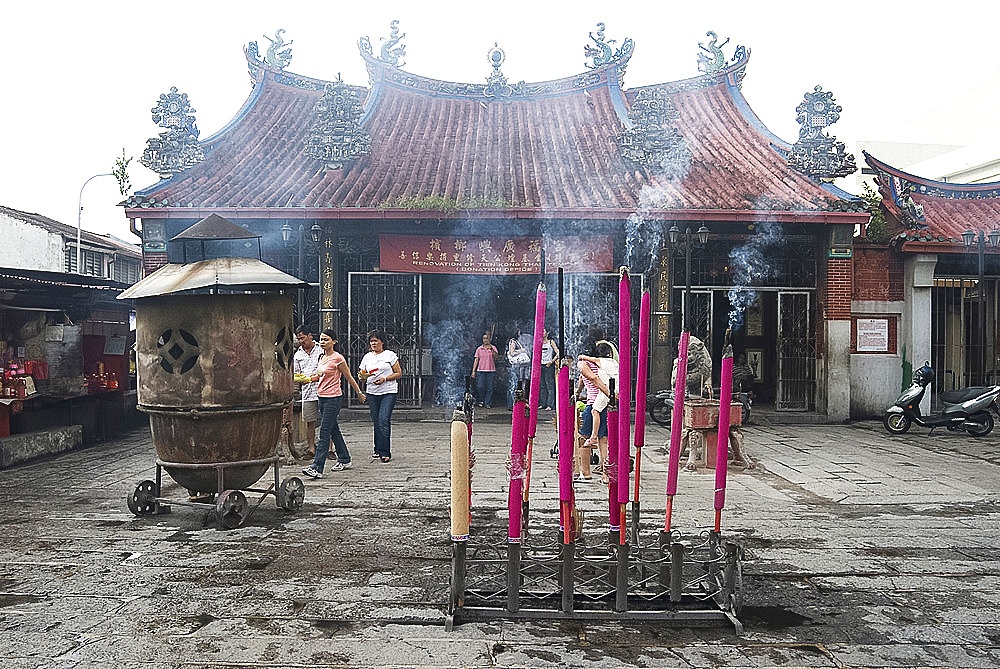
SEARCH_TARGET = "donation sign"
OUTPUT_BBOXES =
[379,234,613,274]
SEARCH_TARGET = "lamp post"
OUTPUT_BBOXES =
[77,173,114,274]
[281,222,323,326]
[668,223,711,334]
[962,228,1000,384]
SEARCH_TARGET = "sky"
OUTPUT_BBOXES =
[2,0,998,241]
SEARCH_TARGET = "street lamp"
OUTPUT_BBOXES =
[281,223,324,326]
[962,228,1000,384]
[668,223,710,333]
[77,173,114,274]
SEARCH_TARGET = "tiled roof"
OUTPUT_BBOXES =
[129,48,855,220]
[865,151,1000,250]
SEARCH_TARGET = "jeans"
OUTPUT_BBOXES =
[313,395,349,472]
[368,392,397,458]
[475,371,495,407]
[507,363,530,409]
[539,363,556,409]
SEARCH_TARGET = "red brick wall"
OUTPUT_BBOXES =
[825,256,853,320]
[853,245,903,301]
[142,252,168,277]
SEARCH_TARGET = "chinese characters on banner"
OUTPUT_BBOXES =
[378,234,613,274]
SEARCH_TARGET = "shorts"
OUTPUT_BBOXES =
[301,399,319,423]
[580,405,607,439]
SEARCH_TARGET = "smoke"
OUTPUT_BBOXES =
[623,211,663,275]
[727,219,783,331]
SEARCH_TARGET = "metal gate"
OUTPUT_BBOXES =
[347,272,423,407]
[776,291,815,411]
[683,289,713,344]
[931,277,998,399]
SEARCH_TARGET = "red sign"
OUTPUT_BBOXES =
[379,235,613,274]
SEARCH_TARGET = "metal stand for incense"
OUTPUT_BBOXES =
[446,267,744,633]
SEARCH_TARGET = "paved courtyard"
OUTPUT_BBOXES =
[1,412,999,668]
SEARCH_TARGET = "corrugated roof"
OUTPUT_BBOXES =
[117,257,306,299]
[128,46,854,220]
[0,205,141,256]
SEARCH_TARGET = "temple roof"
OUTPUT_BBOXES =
[865,151,1000,251]
[127,39,862,223]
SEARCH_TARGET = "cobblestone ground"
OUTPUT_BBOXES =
[1,414,999,668]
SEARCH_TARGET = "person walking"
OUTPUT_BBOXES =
[302,330,366,479]
[360,331,402,462]
[293,326,321,459]
[471,331,498,408]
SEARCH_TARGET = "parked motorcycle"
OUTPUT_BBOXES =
[882,363,1000,436]
[646,388,752,427]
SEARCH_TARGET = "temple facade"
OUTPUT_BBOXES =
[124,25,869,416]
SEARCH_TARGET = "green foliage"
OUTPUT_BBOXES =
[861,182,889,243]
[113,149,133,198]
[378,193,510,211]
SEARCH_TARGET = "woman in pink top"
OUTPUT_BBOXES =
[302,330,366,479]
[470,331,498,408]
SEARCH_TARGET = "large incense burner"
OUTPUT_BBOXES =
[121,215,307,528]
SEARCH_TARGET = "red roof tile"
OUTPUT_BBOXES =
[129,47,854,220]
[865,151,1000,250]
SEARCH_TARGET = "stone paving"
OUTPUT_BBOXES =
[0,413,999,668]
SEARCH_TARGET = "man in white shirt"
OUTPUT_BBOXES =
[293,326,322,458]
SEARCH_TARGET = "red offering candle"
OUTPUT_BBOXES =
[633,292,651,502]
[617,270,631,506]
[508,398,527,543]
[665,330,690,531]
[714,345,734,531]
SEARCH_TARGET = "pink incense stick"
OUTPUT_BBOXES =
[633,292,650,502]
[617,270,631,506]
[557,365,574,541]
[665,330,690,532]
[527,283,546,439]
[714,345,734,531]
[508,397,527,543]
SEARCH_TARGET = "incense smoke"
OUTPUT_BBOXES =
[727,219,783,330]
[623,211,664,275]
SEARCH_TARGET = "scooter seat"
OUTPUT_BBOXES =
[940,387,991,405]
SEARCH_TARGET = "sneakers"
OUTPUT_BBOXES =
[329,461,353,471]
[302,466,322,479]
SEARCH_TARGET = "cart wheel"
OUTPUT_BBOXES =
[215,490,249,529]
[590,451,600,466]
[277,476,306,511]
[127,480,158,516]
[549,443,558,459]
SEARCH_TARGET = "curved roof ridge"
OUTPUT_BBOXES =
[865,151,1000,194]
[358,38,631,100]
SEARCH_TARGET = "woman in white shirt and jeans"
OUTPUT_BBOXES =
[359,331,402,462]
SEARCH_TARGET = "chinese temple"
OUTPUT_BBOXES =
[124,24,869,416]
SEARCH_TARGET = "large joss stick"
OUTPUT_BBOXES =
[521,281,547,520]
[508,394,528,543]
[714,331,734,532]
[450,408,471,542]
[665,330,690,532]
[606,379,620,535]
[632,292,651,526]
[617,269,631,543]
[557,364,574,543]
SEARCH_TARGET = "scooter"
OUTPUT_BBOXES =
[883,363,1000,436]
[646,387,752,427]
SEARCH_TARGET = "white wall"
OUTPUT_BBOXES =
[0,212,67,271]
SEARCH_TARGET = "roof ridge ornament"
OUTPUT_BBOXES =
[304,74,371,170]
[379,20,406,67]
[140,87,205,179]
[696,31,729,74]
[618,87,692,178]
[262,29,293,70]
[484,44,525,98]
[788,85,857,182]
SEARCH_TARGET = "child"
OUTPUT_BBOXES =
[578,342,618,448]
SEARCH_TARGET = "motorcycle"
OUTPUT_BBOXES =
[883,363,1000,436]
[646,387,752,427]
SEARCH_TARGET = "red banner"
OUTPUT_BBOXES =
[379,234,613,274]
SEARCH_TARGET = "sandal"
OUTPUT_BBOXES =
[380,456,391,463]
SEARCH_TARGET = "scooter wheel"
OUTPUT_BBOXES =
[648,398,672,427]
[883,412,912,434]
[965,412,994,437]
